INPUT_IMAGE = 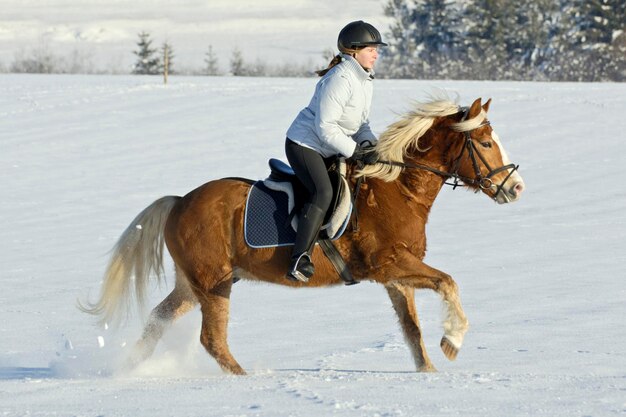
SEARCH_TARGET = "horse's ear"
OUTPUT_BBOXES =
[468,98,482,118]
[482,98,491,113]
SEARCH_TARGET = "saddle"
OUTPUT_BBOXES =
[265,158,352,240]
[244,158,357,285]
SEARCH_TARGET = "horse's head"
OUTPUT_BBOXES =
[446,98,525,204]
[358,96,524,204]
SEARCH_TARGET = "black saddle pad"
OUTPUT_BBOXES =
[244,181,296,248]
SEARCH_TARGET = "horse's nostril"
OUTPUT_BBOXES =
[513,182,525,196]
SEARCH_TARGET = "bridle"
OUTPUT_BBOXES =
[376,108,519,202]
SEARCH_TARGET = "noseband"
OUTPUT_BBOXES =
[377,109,519,202]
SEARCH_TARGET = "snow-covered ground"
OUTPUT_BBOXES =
[1,74,625,416]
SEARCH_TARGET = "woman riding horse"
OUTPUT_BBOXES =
[285,20,385,282]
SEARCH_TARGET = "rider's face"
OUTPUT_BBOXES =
[354,46,379,70]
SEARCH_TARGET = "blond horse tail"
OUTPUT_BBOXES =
[79,196,181,327]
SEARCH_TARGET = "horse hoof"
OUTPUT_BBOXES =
[418,364,437,373]
[440,337,459,361]
[228,365,247,376]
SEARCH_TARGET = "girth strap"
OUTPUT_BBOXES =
[318,239,358,286]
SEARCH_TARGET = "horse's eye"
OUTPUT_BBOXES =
[480,141,492,149]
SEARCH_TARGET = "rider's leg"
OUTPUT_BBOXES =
[285,139,333,282]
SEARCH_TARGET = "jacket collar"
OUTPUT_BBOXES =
[340,54,375,81]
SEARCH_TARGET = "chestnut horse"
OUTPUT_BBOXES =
[81,97,525,374]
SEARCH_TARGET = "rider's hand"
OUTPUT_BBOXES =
[351,143,379,165]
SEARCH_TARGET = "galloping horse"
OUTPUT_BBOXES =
[81,97,525,374]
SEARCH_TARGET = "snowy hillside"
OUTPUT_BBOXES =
[0,74,625,416]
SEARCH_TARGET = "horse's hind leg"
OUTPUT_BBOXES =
[386,283,436,372]
[198,277,246,375]
[128,265,197,366]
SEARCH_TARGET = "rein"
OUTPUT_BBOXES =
[375,114,519,202]
[349,108,519,231]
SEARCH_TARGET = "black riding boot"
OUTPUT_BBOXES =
[287,203,326,282]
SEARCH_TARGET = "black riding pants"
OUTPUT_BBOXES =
[285,138,334,214]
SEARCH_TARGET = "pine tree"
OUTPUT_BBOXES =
[501,2,558,79]
[461,0,512,79]
[612,31,626,81]
[608,0,626,81]
[578,0,626,80]
[132,32,160,75]
[418,0,463,78]
[230,47,245,76]
[204,45,220,75]
[381,0,420,78]
[522,0,564,80]
[381,0,463,79]
[569,0,614,46]
[556,0,624,80]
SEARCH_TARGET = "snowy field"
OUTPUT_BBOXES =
[1,74,625,416]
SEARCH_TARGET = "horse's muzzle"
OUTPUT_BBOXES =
[494,180,525,204]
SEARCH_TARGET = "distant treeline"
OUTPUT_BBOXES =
[378,0,625,82]
[3,0,624,81]
[128,31,317,77]
[3,33,318,78]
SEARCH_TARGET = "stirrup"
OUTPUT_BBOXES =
[286,254,314,283]
[286,269,309,283]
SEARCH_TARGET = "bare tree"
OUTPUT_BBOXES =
[10,44,59,73]
[160,42,174,83]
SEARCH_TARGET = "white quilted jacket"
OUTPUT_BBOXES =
[286,54,377,158]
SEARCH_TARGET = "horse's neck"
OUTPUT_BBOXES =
[393,167,446,216]
[349,161,445,224]
[398,139,452,211]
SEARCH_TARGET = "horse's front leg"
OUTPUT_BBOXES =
[385,283,436,372]
[378,252,470,362]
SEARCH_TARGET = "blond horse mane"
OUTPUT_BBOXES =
[358,98,487,182]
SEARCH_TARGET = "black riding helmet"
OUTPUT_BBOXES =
[337,20,388,50]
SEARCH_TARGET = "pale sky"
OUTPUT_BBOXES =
[1,0,390,72]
